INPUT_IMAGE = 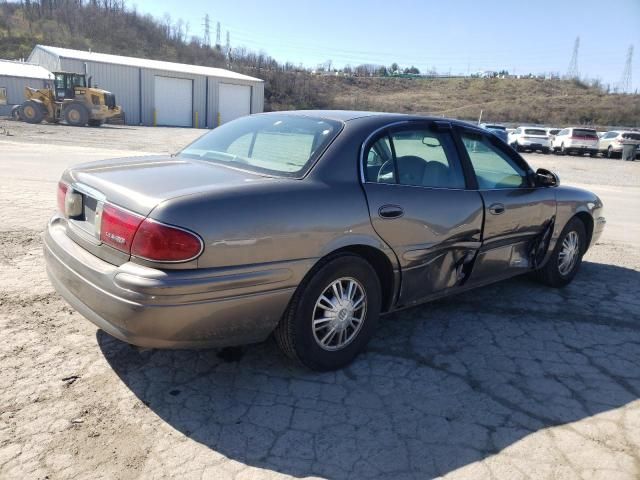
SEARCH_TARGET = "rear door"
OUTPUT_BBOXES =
[361,121,484,306]
[457,129,556,284]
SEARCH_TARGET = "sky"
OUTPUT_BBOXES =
[133,0,639,91]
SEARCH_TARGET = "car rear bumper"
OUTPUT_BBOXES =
[44,215,305,349]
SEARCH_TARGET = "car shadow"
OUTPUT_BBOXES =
[97,260,640,478]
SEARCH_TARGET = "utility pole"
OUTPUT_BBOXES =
[619,45,633,94]
[202,14,210,47]
[567,36,580,79]
[215,22,221,49]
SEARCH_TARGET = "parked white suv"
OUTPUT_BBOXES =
[508,126,550,153]
[597,131,640,159]
[551,128,599,156]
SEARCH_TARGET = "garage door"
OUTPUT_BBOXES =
[154,76,193,127]
[219,83,251,125]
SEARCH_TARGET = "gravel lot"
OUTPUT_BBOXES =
[1,120,639,480]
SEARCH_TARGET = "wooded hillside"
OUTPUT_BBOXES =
[1,1,638,126]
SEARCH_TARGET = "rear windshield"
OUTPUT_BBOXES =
[524,129,546,135]
[622,133,640,140]
[179,114,342,177]
[573,129,598,138]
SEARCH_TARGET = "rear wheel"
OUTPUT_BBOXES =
[534,217,586,288]
[19,101,44,124]
[64,103,89,127]
[274,254,381,371]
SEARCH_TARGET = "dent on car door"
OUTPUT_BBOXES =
[459,130,557,283]
[361,122,484,306]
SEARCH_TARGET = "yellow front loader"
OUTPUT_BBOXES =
[18,71,121,127]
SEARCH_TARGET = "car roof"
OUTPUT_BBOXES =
[256,110,478,128]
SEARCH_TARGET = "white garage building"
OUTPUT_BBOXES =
[27,45,264,128]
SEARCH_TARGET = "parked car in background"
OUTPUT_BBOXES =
[551,127,599,156]
[508,126,551,153]
[480,123,508,143]
[545,127,562,146]
[597,130,640,159]
[44,111,605,370]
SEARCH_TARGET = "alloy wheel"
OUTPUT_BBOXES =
[312,277,366,351]
[558,231,580,276]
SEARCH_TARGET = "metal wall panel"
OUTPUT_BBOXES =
[27,47,61,72]
[0,76,48,116]
[59,58,141,125]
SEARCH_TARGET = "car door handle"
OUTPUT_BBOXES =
[378,205,404,219]
[489,203,505,215]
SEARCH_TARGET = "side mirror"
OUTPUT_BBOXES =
[535,168,559,187]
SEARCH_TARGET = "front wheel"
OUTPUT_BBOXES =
[534,217,586,288]
[64,103,89,126]
[275,254,381,371]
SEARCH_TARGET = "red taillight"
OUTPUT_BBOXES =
[100,204,144,253]
[131,219,203,262]
[57,182,68,214]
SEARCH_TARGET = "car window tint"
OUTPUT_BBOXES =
[389,129,465,189]
[365,136,394,183]
[179,114,341,177]
[226,133,253,157]
[251,131,315,170]
[461,132,528,189]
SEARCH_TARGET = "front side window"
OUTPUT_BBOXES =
[179,114,341,177]
[461,132,529,189]
[364,127,465,189]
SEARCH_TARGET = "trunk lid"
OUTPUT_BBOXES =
[66,155,268,216]
[62,155,272,266]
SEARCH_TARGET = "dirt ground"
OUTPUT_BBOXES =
[1,120,639,480]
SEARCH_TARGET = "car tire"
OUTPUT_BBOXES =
[607,146,615,159]
[560,143,566,155]
[542,147,550,154]
[274,253,381,371]
[64,103,89,127]
[19,101,44,124]
[534,217,586,288]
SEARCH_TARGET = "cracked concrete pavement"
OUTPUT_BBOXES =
[0,121,639,479]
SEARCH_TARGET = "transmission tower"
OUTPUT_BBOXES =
[225,31,231,55]
[619,45,633,93]
[215,22,221,48]
[567,36,580,79]
[202,14,211,47]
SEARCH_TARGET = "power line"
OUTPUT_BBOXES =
[567,36,580,79]
[619,45,633,93]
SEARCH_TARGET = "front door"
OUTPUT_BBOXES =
[362,122,484,306]
[458,130,557,284]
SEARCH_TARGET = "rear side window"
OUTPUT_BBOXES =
[364,127,465,189]
[573,129,598,138]
[622,133,640,141]
[461,132,529,189]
